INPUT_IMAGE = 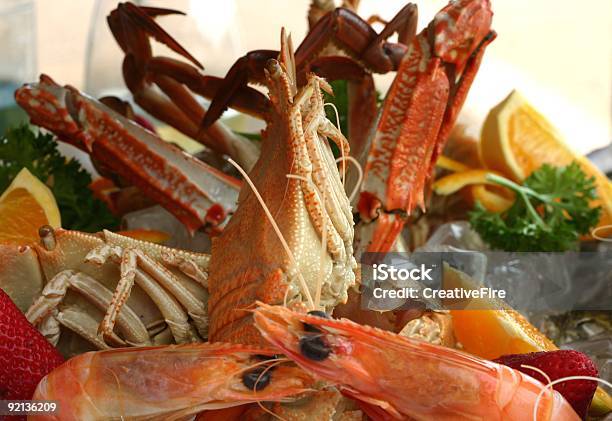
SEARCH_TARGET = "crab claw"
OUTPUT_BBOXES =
[355,0,495,255]
[432,0,493,74]
[108,2,203,69]
[15,75,240,234]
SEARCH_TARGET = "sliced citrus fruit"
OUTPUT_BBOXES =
[435,155,471,172]
[451,309,557,359]
[0,168,61,245]
[442,265,556,360]
[469,185,513,213]
[433,169,500,196]
[433,165,514,212]
[480,90,612,229]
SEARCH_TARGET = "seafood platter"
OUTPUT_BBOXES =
[0,1,611,420]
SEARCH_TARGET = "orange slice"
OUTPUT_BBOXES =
[435,155,471,172]
[469,185,513,213]
[433,161,514,212]
[480,90,612,229]
[451,309,557,358]
[442,265,556,360]
[0,168,61,245]
[433,169,500,196]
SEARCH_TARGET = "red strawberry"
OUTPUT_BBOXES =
[0,288,64,403]
[494,350,598,419]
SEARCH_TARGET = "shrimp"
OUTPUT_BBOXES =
[31,342,314,421]
[252,303,580,421]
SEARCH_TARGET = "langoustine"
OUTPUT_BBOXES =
[253,303,580,420]
[31,343,314,421]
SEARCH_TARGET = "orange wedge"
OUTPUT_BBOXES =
[0,168,61,245]
[451,309,557,359]
[480,90,612,229]
[442,265,556,360]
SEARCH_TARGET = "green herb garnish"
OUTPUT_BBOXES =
[0,125,119,232]
[469,162,601,251]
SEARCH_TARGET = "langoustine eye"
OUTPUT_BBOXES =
[242,366,272,391]
[300,311,332,361]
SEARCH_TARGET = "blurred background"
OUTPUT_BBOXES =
[1,0,610,153]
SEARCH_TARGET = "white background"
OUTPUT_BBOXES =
[28,0,612,154]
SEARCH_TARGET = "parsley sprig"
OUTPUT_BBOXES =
[469,162,601,251]
[0,125,119,232]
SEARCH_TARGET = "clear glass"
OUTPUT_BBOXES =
[0,0,36,133]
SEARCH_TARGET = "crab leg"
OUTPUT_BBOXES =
[37,310,61,347]
[86,245,205,344]
[123,56,260,170]
[359,59,450,253]
[108,2,259,169]
[131,250,208,337]
[356,0,494,255]
[26,270,151,347]
[296,4,416,74]
[147,57,269,120]
[161,250,209,288]
[108,4,202,68]
[55,306,122,350]
[346,73,378,162]
[201,50,279,129]
[203,5,417,128]
[15,75,240,234]
[429,31,497,169]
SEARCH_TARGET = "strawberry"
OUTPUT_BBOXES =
[494,350,599,419]
[0,288,64,403]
